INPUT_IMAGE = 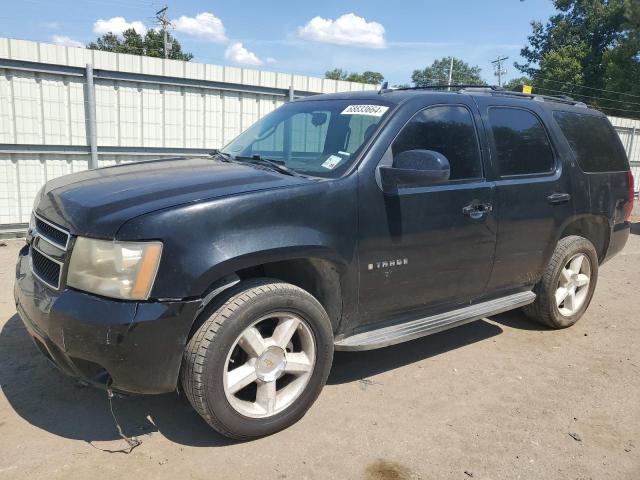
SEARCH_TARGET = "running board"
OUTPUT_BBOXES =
[334,291,536,351]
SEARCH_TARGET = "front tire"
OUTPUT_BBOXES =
[524,235,598,329]
[181,279,334,440]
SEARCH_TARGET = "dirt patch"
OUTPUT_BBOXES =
[0,236,639,479]
[365,460,414,480]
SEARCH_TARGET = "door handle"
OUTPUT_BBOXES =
[547,192,571,205]
[463,202,492,219]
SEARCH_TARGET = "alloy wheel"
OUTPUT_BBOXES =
[555,253,591,316]
[223,313,316,418]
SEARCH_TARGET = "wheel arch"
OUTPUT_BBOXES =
[189,250,348,340]
[556,214,610,263]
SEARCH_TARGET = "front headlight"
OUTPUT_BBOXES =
[67,237,163,300]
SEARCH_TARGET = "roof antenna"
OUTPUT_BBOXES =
[378,81,389,95]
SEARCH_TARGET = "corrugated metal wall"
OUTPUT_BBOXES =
[0,37,638,228]
[0,37,377,226]
[609,116,640,194]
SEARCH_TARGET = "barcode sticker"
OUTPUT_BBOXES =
[341,105,389,117]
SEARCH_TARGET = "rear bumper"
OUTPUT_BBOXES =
[14,245,201,394]
[603,221,630,263]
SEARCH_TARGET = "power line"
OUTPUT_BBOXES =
[533,85,640,115]
[534,76,640,100]
[531,84,640,108]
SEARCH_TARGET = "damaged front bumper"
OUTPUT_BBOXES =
[14,244,201,394]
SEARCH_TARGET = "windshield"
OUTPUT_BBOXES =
[220,99,392,178]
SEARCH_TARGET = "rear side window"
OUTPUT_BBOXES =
[392,105,482,180]
[488,107,555,176]
[553,111,629,172]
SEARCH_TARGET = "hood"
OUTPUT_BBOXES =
[36,157,309,238]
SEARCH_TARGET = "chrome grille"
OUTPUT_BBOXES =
[30,213,70,290]
[31,247,62,289]
[34,213,70,250]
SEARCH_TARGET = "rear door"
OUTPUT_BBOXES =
[473,98,574,293]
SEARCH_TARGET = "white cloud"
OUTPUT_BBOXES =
[51,35,83,48]
[224,42,264,66]
[173,12,227,43]
[93,17,147,36]
[297,13,386,49]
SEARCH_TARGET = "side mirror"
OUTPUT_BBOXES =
[379,149,450,194]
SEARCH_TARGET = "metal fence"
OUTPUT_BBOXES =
[611,120,640,194]
[0,37,639,230]
[0,37,376,228]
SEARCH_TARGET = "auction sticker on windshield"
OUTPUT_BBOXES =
[341,105,389,117]
[321,155,343,170]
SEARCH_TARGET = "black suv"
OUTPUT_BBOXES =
[15,87,634,439]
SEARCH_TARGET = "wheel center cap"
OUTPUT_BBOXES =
[255,346,287,382]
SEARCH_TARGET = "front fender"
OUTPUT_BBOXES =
[116,178,359,299]
[193,242,349,300]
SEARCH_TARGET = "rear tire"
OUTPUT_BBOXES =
[523,235,598,329]
[181,278,333,440]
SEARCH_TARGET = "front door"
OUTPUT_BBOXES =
[357,102,497,325]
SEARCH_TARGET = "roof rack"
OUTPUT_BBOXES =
[458,86,588,107]
[393,84,493,92]
[385,84,588,108]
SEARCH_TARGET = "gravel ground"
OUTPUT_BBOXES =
[0,223,639,480]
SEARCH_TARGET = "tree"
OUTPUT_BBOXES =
[324,68,385,84]
[349,71,384,84]
[88,28,193,61]
[626,0,640,45]
[516,0,639,118]
[503,76,532,91]
[411,57,486,87]
[325,68,348,81]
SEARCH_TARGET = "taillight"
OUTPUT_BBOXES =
[625,170,635,221]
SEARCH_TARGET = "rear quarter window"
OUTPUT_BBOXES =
[553,111,629,172]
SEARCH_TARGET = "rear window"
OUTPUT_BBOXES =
[553,111,629,172]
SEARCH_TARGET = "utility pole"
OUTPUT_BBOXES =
[491,55,509,87]
[447,56,454,91]
[155,5,171,58]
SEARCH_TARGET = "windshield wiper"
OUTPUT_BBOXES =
[209,150,233,162]
[233,155,304,177]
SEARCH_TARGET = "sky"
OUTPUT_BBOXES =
[0,0,558,86]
